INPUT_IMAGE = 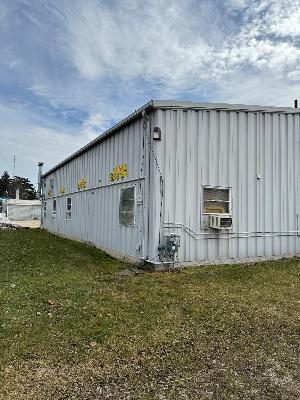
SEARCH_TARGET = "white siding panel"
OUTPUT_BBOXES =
[42,116,147,260]
[158,108,300,263]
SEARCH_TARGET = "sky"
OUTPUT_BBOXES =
[0,0,299,186]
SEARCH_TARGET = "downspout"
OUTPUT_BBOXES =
[142,108,166,265]
[142,109,151,261]
[38,162,44,199]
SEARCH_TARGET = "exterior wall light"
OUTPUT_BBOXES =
[153,127,162,140]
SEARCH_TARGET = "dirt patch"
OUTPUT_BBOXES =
[12,220,40,229]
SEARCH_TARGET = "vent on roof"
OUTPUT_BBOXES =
[119,186,135,226]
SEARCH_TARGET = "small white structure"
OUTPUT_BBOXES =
[0,198,8,214]
[41,100,300,267]
[7,198,41,221]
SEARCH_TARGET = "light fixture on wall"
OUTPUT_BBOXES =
[153,127,162,140]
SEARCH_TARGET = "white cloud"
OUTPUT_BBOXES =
[224,0,251,12]
[64,0,217,88]
[59,0,300,94]
[287,70,300,81]
[217,71,300,107]
[80,112,111,140]
[6,0,300,110]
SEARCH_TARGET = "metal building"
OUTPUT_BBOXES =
[41,101,300,267]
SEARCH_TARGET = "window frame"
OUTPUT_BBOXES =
[52,198,57,218]
[43,200,47,219]
[66,197,72,220]
[119,185,136,227]
[202,185,232,216]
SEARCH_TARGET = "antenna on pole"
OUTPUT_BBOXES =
[13,155,16,177]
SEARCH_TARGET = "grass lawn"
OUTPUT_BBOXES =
[0,228,299,399]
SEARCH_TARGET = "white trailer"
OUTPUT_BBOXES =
[7,199,41,221]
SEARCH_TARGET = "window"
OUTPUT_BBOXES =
[119,186,135,226]
[203,187,231,214]
[52,199,57,217]
[66,197,72,220]
[43,200,47,218]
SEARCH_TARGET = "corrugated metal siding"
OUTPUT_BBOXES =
[42,115,150,260]
[156,108,300,262]
[42,103,300,264]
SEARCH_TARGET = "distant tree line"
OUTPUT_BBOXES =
[0,171,37,200]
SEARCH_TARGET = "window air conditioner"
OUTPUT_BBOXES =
[209,215,232,229]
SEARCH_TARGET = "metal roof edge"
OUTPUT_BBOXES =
[42,100,154,178]
[152,100,300,113]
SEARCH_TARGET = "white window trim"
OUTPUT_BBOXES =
[119,185,136,227]
[202,185,232,216]
[66,197,72,220]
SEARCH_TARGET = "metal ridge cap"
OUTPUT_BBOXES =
[152,100,300,113]
[42,100,154,178]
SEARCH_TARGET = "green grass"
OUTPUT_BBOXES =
[0,228,299,399]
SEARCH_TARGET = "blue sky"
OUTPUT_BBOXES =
[0,0,300,186]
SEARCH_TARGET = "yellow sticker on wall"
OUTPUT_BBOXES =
[59,185,66,195]
[110,163,128,182]
[77,178,87,190]
[47,189,52,197]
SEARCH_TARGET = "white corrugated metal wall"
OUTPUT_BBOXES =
[155,108,300,263]
[42,114,153,261]
[42,102,300,265]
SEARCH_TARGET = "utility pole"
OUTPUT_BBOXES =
[13,155,16,177]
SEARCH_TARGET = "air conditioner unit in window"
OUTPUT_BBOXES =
[209,215,232,229]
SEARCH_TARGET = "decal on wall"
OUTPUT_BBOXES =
[59,185,66,195]
[47,189,52,197]
[77,178,87,190]
[110,163,128,182]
